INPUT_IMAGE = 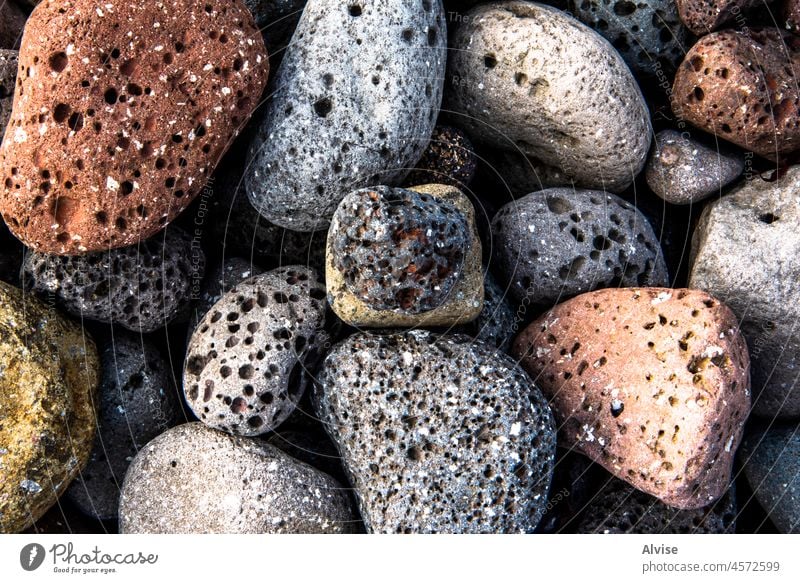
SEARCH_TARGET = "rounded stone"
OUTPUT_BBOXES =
[676,0,775,35]
[0,281,99,533]
[23,227,204,333]
[0,50,17,143]
[119,422,357,533]
[445,1,651,192]
[491,188,669,307]
[0,0,269,254]
[184,266,328,436]
[405,126,477,189]
[316,330,557,533]
[245,0,447,231]
[512,287,751,509]
[646,130,744,205]
[66,333,178,520]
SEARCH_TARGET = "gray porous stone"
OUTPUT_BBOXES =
[184,266,328,436]
[740,424,800,533]
[444,1,651,193]
[0,50,17,142]
[567,0,692,76]
[246,0,447,231]
[646,130,744,205]
[316,330,557,533]
[491,188,669,306]
[66,333,178,520]
[454,269,517,351]
[330,186,469,313]
[244,0,307,56]
[119,422,357,533]
[578,477,737,534]
[22,227,204,333]
[689,167,800,419]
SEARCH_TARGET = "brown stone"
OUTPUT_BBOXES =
[676,0,776,36]
[672,29,800,160]
[0,280,99,533]
[785,0,800,33]
[0,1,26,50]
[511,287,751,509]
[0,50,17,142]
[0,0,268,254]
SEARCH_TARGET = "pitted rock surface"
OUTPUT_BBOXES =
[406,126,477,188]
[676,0,775,35]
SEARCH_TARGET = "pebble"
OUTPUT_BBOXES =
[184,266,327,436]
[405,126,478,189]
[445,2,651,192]
[646,130,744,205]
[326,184,483,327]
[689,166,800,419]
[0,281,99,532]
[119,422,357,533]
[512,287,750,509]
[66,332,178,520]
[0,1,25,49]
[672,28,800,160]
[491,188,668,307]
[739,424,800,533]
[245,0,446,231]
[0,0,269,254]
[676,0,774,35]
[316,330,557,533]
[0,50,17,141]
[23,227,204,333]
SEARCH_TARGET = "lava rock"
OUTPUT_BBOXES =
[676,0,775,35]
[23,227,204,333]
[405,126,477,189]
[454,269,517,352]
[512,287,751,509]
[119,422,357,533]
[491,189,669,307]
[184,266,327,436]
[0,2,25,49]
[0,0,269,254]
[326,184,483,327]
[0,281,99,533]
[739,424,800,533]
[672,29,800,160]
[0,50,17,141]
[646,130,744,205]
[445,2,651,192]
[567,0,691,76]
[316,330,557,533]
[689,166,800,419]
[245,0,447,231]
[786,0,800,33]
[66,333,178,520]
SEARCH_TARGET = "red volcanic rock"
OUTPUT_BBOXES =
[676,0,776,36]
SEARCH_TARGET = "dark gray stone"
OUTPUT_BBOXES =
[0,50,17,142]
[0,2,25,49]
[315,330,557,533]
[245,0,447,231]
[405,126,477,189]
[491,188,669,306]
[454,270,517,352]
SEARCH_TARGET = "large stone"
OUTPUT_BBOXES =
[246,0,447,231]
[0,281,99,533]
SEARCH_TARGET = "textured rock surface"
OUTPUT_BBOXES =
[119,422,357,533]
[689,166,800,419]
[786,0,800,33]
[316,330,557,533]
[578,477,737,533]
[672,29,800,160]
[445,2,651,192]
[0,281,99,533]
[184,266,327,436]
[0,2,25,49]
[0,0,269,254]
[246,0,446,231]
[327,184,483,327]
[66,333,178,520]
[512,287,751,509]
[405,126,477,188]
[23,227,204,333]
[646,130,744,205]
[0,50,17,141]
[454,270,517,352]
[568,0,691,76]
[676,0,774,35]
[740,424,800,533]
[491,189,668,306]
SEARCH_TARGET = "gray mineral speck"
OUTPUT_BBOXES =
[245,0,447,231]
[22,227,204,333]
[491,188,668,306]
[646,130,744,205]
[119,423,357,533]
[315,329,557,533]
[184,266,328,436]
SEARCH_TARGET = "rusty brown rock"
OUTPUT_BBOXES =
[512,287,751,509]
[0,0,268,255]
[676,0,776,36]
[672,29,800,160]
